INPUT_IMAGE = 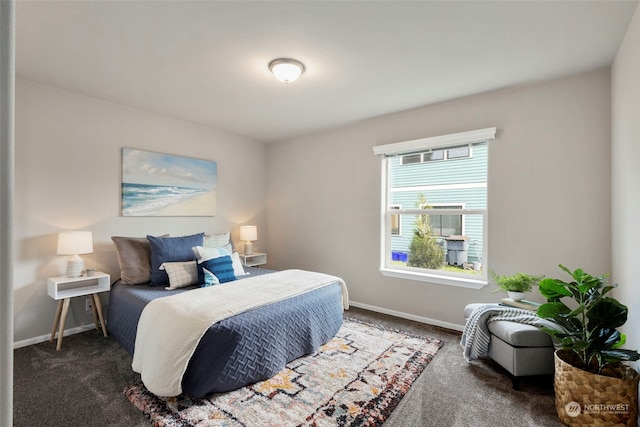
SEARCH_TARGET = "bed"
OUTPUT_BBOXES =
[107,234,347,398]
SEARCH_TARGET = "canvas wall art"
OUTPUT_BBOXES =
[121,148,217,216]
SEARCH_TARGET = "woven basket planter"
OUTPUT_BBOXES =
[554,350,639,426]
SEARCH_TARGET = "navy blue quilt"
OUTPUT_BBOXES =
[107,267,344,397]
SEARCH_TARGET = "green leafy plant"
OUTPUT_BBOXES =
[537,264,640,375]
[408,234,445,269]
[407,194,445,269]
[490,271,543,293]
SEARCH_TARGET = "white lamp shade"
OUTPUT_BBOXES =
[56,231,93,255]
[239,226,257,242]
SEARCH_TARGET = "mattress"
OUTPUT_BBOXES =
[107,267,345,397]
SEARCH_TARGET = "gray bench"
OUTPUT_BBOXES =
[464,303,555,389]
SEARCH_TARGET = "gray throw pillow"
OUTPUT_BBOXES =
[111,236,157,285]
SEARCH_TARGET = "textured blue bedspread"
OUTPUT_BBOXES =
[107,267,344,397]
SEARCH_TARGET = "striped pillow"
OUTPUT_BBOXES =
[200,255,236,284]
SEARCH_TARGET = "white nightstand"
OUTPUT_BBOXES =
[239,252,267,267]
[47,272,110,350]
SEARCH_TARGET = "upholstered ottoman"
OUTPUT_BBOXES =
[464,303,555,389]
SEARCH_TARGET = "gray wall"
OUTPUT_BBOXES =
[14,79,268,344]
[612,5,640,364]
[266,68,612,329]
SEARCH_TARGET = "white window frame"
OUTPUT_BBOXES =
[373,127,496,289]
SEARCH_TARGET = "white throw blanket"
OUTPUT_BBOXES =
[460,304,562,362]
[132,269,348,397]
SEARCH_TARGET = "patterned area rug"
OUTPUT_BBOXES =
[125,318,443,426]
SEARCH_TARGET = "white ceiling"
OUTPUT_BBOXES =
[16,1,639,143]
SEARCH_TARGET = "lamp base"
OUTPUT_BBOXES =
[66,258,85,278]
[244,241,253,255]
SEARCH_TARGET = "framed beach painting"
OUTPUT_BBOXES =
[121,148,217,216]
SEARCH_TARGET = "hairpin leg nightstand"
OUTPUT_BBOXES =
[47,272,110,350]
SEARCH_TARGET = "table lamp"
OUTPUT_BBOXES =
[57,231,93,277]
[239,226,257,255]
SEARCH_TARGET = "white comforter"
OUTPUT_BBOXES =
[132,269,348,397]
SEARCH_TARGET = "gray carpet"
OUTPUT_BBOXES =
[13,307,563,426]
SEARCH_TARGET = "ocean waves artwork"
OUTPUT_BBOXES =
[121,148,217,216]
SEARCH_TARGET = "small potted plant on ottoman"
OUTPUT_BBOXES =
[491,271,543,301]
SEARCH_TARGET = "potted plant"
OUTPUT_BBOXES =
[537,264,640,426]
[490,271,543,301]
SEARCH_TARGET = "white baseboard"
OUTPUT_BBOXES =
[13,323,98,349]
[349,301,465,332]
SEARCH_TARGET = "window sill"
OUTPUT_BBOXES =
[379,267,487,289]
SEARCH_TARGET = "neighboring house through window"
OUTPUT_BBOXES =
[373,127,496,288]
[428,204,464,237]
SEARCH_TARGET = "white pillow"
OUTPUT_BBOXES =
[192,245,231,263]
[160,261,198,290]
[231,252,249,277]
[203,232,231,248]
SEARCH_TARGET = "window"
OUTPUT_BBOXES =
[373,127,496,288]
[423,150,445,162]
[400,154,421,165]
[447,145,471,159]
[429,204,464,236]
[390,205,401,235]
[400,145,470,165]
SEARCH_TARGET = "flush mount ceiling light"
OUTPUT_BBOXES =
[269,58,305,83]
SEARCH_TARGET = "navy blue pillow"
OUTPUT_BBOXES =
[200,255,236,284]
[147,233,204,287]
